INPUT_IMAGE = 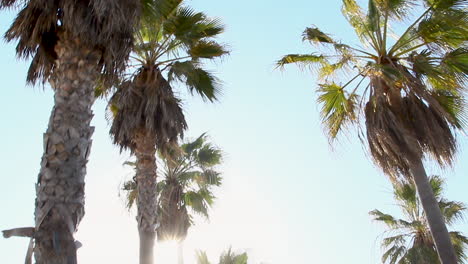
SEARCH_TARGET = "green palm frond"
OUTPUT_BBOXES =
[441,48,468,82]
[371,175,468,263]
[168,61,221,102]
[122,180,138,210]
[189,40,229,59]
[182,133,207,153]
[197,248,248,264]
[302,27,336,44]
[276,54,327,70]
[370,209,400,228]
[382,234,407,248]
[451,231,468,261]
[196,144,222,167]
[183,190,212,218]
[143,0,182,24]
[199,170,222,187]
[317,83,358,140]
[416,8,468,50]
[374,0,415,20]
[196,250,212,264]
[440,200,466,225]
[219,248,248,264]
[425,0,467,10]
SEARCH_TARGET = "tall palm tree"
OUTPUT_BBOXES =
[110,1,228,262]
[370,176,468,263]
[277,0,467,262]
[196,248,248,264]
[0,0,140,262]
[123,134,223,264]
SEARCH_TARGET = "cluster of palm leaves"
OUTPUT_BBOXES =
[370,176,468,263]
[196,248,248,264]
[122,134,222,241]
[279,0,467,263]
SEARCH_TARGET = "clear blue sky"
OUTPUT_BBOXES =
[1,1,467,263]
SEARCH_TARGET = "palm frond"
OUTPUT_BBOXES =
[168,61,221,102]
[439,200,466,225]
[374,0,415,20]
[219,248,248,264]
[302,27,336,44]
[370,209,400,228]
[317,83,358,140]
[189,40,229,59]
[196,250,212,264]
[276,54,327,71]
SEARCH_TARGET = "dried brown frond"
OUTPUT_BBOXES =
[365,94,420,180]
[110,66,187,154]
[4,0,140,85]
[365,66,458,179]
[157,180,189,242]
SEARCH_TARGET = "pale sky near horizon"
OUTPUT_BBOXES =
[1,1,468,263]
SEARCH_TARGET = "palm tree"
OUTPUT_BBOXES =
[277,0,467,262]
[0,0,140,262]
[123,134,223,264]
[110,2,227,262]
[196,248,248,264]
[370,176,468,263]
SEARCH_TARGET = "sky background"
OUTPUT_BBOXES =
[1,0,468,263]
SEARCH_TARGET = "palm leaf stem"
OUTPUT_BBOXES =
[393,42,429,58]
[154,40,182,62]
[342,70,368,91]
[350,74,368,97]
[360,83,371,106]
[153,36,173,59]
[158,55,192,65]
[136,32,152,63]
[348,46,379,57]
[382,10,389,55]
[388,6,433,55]
[130,55,147,65]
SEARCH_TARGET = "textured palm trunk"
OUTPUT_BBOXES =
[34,31,100,263]
[135,131,159,264]
[409,160,458,264]
[177,241,184,264]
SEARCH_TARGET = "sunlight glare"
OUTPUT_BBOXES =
[155,240,179,264]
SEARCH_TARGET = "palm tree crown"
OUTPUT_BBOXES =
[277,0,467,178]
[278,0,467,262]
[109,0,228,153]
[123,133,223,241]
[371,176,468,263]
[1,0,140,84]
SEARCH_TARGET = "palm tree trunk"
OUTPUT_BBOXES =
[177,241,184,264]
[409,160,458,264]
[34,31,100,263]
[135,131,159,264]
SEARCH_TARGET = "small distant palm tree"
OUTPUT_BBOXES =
[123,134,223,264]
[110,0,227,263]
[196,248,248,264]
[371,176,468,263]
[278,0,467,262]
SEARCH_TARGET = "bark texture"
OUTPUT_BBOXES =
[410,160,458,264]
[135,131,159,264]
[34,31,100,264]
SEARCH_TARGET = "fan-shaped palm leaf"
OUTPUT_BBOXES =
[371,176,468,263]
